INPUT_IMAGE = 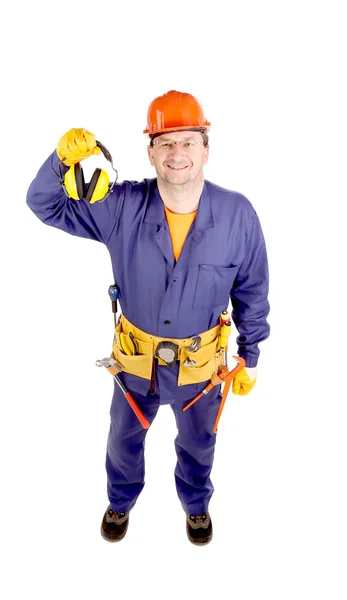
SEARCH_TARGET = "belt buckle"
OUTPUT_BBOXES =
[154,341,179,368]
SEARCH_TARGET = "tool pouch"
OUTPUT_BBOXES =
[112,320,154,380]
[178,338,222,386]
[112,314,223,385]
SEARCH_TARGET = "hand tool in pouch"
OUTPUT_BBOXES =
[182,355,246,431]
[96,357,150,429]
[182,309,246,432]
[108,284,120,328]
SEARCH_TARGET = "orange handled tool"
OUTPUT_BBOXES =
[182,355,246,433]
[212,356,245,432]
[182,355,245,412]
[96,357,150,429]
[123,390,150,429]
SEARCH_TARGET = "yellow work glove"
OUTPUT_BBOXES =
[57,128,101,166]
[232,366,258,396]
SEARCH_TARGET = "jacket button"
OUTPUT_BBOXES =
[164,320,171,325]
[173,278,177,282]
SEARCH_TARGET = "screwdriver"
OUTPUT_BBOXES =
[220,310,231,327]
[108,284,120,327]
[219,310,232,354]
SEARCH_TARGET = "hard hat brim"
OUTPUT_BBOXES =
[143,124,211,135]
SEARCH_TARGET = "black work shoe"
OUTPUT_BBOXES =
[101,506,130,542]
[186,511,213,545]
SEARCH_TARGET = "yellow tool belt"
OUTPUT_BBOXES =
[113,314,223,386]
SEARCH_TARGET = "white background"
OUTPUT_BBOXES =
[1,1,346,598]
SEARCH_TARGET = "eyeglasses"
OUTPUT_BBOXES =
[152,139,205,150]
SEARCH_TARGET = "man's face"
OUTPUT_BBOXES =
[147,130,209,186]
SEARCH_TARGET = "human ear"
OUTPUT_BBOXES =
[147,145,155,166]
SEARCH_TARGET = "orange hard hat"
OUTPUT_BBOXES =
[143,90,211,135]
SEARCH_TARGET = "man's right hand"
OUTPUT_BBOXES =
[57,128,102,166]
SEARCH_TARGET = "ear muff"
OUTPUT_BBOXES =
[59,140,117,203]
[85,168,110,204]
[74,163,86,199]
[64,163,85,200]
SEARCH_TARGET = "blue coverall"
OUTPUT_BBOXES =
[27,151,270,514]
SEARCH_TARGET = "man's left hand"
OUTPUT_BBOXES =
[232,367,258,395]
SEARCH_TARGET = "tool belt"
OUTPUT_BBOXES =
[112,314,223,386]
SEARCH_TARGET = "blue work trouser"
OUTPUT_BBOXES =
[106,382,222,515]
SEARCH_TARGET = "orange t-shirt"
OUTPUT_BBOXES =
[164,206,197,261]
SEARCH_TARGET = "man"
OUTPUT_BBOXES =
[27,90,270,545]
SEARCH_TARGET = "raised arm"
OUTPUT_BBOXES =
[26,128,124,245]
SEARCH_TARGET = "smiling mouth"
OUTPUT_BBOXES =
[166,165,189,170]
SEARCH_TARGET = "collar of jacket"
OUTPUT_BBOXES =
[144,179,215,231]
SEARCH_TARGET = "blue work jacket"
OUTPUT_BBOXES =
[27,151,270,403]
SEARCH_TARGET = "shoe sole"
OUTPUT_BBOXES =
[188,537,212,545]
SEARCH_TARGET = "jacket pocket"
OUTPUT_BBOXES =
[193,264,239,309]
